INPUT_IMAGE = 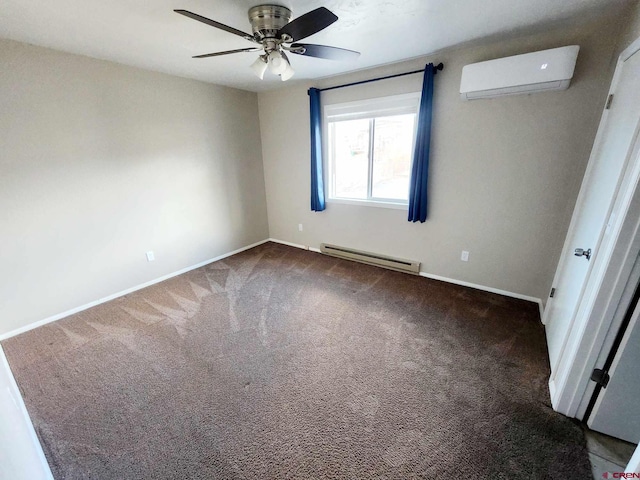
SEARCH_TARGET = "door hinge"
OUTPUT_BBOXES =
[605,94,614,110]
[591,368,610,388]
[549,288,556,298]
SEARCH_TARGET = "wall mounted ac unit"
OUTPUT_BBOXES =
[460,45,580,100]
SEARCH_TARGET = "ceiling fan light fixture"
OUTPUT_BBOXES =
[250,55,268,79]
[280,62,295,81]
[176,6,361,81]
[267,50,288,75]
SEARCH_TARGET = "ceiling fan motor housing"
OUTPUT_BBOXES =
[248,5,292,41]
[174,5,359,73]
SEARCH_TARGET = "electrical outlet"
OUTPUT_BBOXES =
[298,223,303,232]
[461,250,469,262]
[146,251,155,262]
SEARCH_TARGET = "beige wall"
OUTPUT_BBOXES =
[617,0,640,55]
[258,16,622,304]
[0,39,269,336]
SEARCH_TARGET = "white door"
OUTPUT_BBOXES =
[544,49,640,376]
[588,296,640,444]
[544,49,640,379]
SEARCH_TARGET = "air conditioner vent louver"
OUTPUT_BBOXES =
[320,243,420,274]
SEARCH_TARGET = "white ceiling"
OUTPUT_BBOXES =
[0,0,629,92]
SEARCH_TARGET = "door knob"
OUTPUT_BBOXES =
[574,248,592,260]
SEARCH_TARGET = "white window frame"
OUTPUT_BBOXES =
[323,92,420,210]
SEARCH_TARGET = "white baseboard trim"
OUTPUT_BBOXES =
[0,345,54,479]
[0,239,270,341]
[268,238,543,316]
[548,378,558,408]
[268,238,321,253]
[419,271,543,311]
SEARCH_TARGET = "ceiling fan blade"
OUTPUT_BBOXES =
[174,10,257,43]
[193,48,261,59]
[290,43,360,61]
[278,7,338,42]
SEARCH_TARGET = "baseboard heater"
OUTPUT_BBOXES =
[320,243,420,275]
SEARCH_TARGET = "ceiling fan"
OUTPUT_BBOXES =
[174,5,360,81]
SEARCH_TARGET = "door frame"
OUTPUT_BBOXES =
[586,276,640,441]
[581,246,640,422]
[544,36,640,416]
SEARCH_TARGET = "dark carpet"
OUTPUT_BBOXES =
[2,242,592,479]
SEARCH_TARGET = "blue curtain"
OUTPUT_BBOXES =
[408,64,435,223]
[309,88,326,212]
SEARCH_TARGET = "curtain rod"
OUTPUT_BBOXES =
[316,62,443,93]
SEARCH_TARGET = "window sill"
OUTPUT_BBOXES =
[327,198,408,210]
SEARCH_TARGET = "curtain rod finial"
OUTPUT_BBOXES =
[432,62,444,75]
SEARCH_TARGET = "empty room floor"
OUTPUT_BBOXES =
[585,429,637,478]
[1,242,597,478]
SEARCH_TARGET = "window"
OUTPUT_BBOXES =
[324,93,419,208]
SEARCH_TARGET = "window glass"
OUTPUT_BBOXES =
[371,114,415,201]
[331,119,370,200]
[325,93,419,207]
